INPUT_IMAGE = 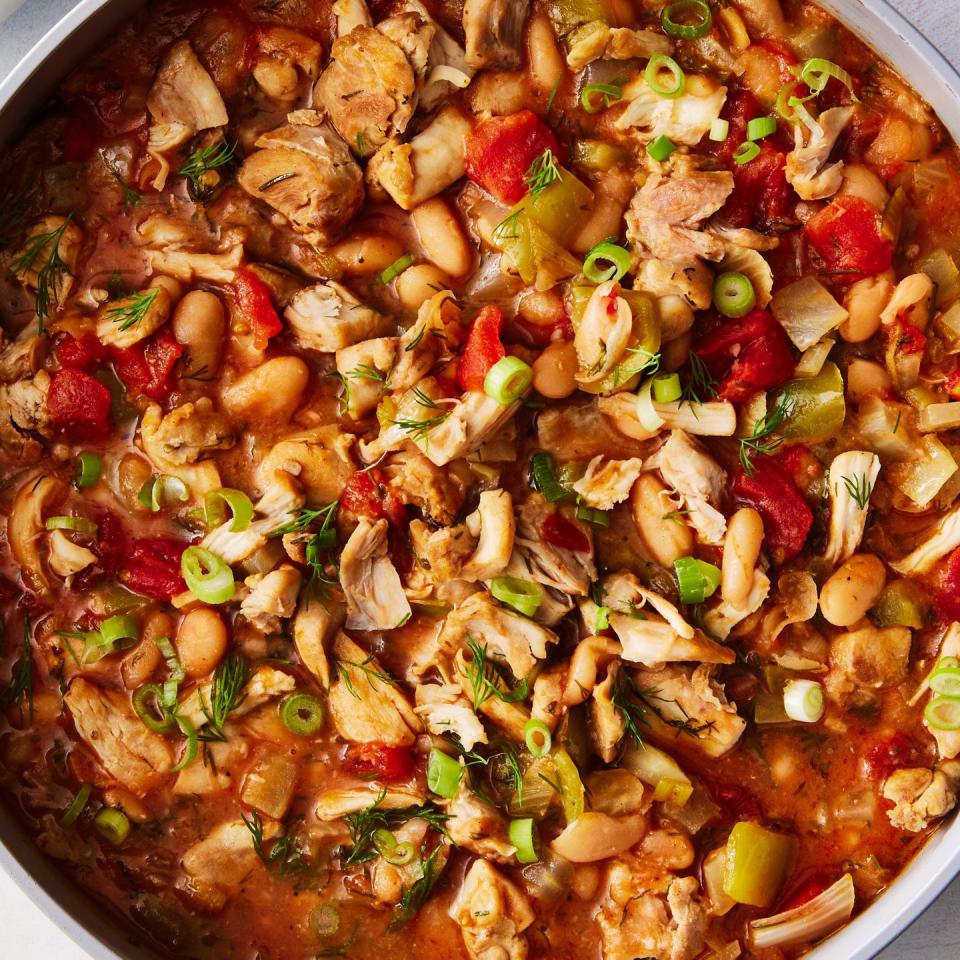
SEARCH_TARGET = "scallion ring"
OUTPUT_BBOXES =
[746,116,777,141]
[170,714,199,772]
[636,379,666,432]
[45,515,97,535]
[94,808,131,846]
[800,57,859,101]
[924,695,960,731]
[100,614,139,649]
[310,904,341,939]
[674,556,721,604]
[782,679,825,723]
[279,692,326,736]
[137,476,156,510]
[75,452,101,489]
[732,141,761,164]
[709,117,729,141]
[524,718,552,758]
[930,667,960,698]
[529,452,571,502]
[652,373,682,403]
[508,817,540,864]
[713,271,756,318]
[60,784,92,827]
[205,488,254,532]
[576,502,611,527]
[379,253,416,285]
[484,356,532,405]
[490,575,543,617]
[580,82,622,114]
[426,748,463,798]
[661,0,712,39]
[644,54,686,99]
[181,546,235,604]
[374,829,415,866]
[133,683,177,733]
[150,474,189,512]
[647,134,677,162]
[583,239,631,284]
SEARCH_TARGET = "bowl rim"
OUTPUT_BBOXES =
[1,0,959,959]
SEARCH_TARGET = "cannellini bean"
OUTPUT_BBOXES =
[532,340,578,399]
[839,164,889,210]
[551,812,647,862]
[658,295,695,342]
[122,610,173,689]
[819,553,887,627]
[519,289,565,327]
[631,473,694,568]
[865,116,934,171]
[721,508,764,606]
[411,198,472,278]
[526,12,565,95]
[467,71,526,115]
[176,606,229,678]
[223,356,309,421]
[639,828,695,870]
[173,290,226,377]
[253,59,299,100]
[395,263,452,312]
[117,453,154,513]
[846,358,891,403]
[331,234,405,277]
[840,274,894,343]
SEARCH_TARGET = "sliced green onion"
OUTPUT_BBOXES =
[661,0,712,39]
[524,718,552,758]
[279,692,326,736]
[151,475,189,512]
[709,118,730,141]
[484,356,532,405]
[94,808,131,846]
[154,635,185,712]
[645,54,686,99]
[75,452,101,489]
[205,488,254,532]
[747,116,777,141]
[509,817,540,864]
[652,373,682,403]
[576,502,610,527]
[583,239,631,284]
[100,614,138,649]
[674,556,721,604]
[647,134,677,162]
[170,714,199,772]
[310,904,341,938]
[732,141,761,165]
[137,476,156,510]
[379,253,416,285]
[426,748,462,798]
[930,657,960,698]
[925,695,960,731]
[580,82,622,114]
[490,576,543,617]
[800,58,858,101]
[636,379,666,432]
[713,271,757,318]
[774,82,807,124]
[60,784,92,827]
[374,829,416,866]
[782,679,825,723]
[133,684,177,733]
[45,515,97,535]
[181,546,235,604]
[530,452,571,502]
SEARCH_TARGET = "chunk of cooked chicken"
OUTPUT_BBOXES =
[292,595,345,689]
[96,276,178,350]
[146,40,228,189]
[284,279,390,352]
[444,778,516,863]
[379,446,468,525]
[825,624,911,707]
[616,78,726,147]
[785,107,854,201]
[179,665,296,729]
[12,216,83,309]
[336,337,397,418]
[704,568,770,640]
[440,591,559,680]
[539,400,651,461]
[2,371,51,438]
[462,489,515,581]
[388,290,461,393]
[340,517,412,630]
[410,518,478,588]
[147,398,236,465]
[241,565,302,632]
[47,529,97,579]
[652,430,728,545]
[8,473,65,597]
[462,0,529,70]
[599,393,737,441]
[572,457,645,510]
[454,647,531,742]
[238,111,364,249]
[824,450,880,566]
[259,425,356,506]
[366,106,471,210]
[147,244,245,284]
[315,785,426,820]
[315,26,416,157]
[927,624,960,759]
[449,859,535,960]
[415,682,487,750]
[327,633,421,745]
[402,0,475,111]
[140,403,222,498]
[567,25,672,71]
[632,664,747,757]
[891,502,960,575]
[0,332,47,383]
[591,664,626,762]
[65,678,172,794]
[563,635,622,707]
[333,0,372,35]
[882,761,960,832]
[173,735,249,796]
[756,570,819,646]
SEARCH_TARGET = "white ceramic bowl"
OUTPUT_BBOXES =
[1,2,959,958]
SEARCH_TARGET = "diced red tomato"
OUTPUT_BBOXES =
[46,368,112,441]
[733,459,813,560]
[90,508,129,576]
[340,470,406,527]
[708,781,761,820]
[113,326,184,402]
[61,105,102,163]
[56,333,109,372]
[694,309,795,402]
[121,538,187,601]
[864,732,922,781]
[231,269,283,349]
[725,143,793,231]
[465,110,565,205]
[780,875,834,912]
[540,512,590,553]
[458,305,505,392]
[935,547,960,621]
[344,743,415,782]
[804,196,893,279]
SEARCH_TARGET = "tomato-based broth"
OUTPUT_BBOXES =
[1,1,959,958]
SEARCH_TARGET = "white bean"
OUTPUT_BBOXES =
[173,290,226,377]
[331,234,405,277]
[223,356,309,421]
[411,198,472,278]
[819,554,887,627]
[630,474,693,568]
[841,274,894,343]
[721,508,764,605]
[395,263,451,312]
[526,13,565,95]
[176,607,228,678]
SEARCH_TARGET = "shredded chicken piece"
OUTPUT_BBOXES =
[616,78,726,146]
[512,497,596,598]
[824,451,880,566]
[568,26,672,71]
[333,0,372,35]
[785,107,854,201]
[12,216,83,308]
[415,683,487,750]
[340,517,412,630]
[591,664,626,762]
[825,624,911,706]
[379,446,467,525]
[173,736,249,796]
[462,489,516,581]
[336,336,397,418]
[444,778,515,863]
[572,457,645,510]
[563,635,622,707]
[141,402,222,498]
[891,502,960,575]
[241,565,302,632]
[454,647,531,742]
[285,279,389,352]
[315,786,425,820]
[462,0,529,70]
[704,569,770,640]
[883,761,960,832]
[258,425,356,505]
[292,596,345,689]
[147,398,236,465]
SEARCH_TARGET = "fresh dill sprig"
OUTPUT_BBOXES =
[842,473,874,510]
[545,78,560,114]
[271,503,338,538]
[10,216,73,332]
[241,809,307,877]
[492,208,522,245]
[392,389,452,443]
[611,669,649,749]
[104,287,160,332]
[342,789,448,865]
[461,638,529,710]
[613,347,660,388]
[198,653,248,740]
[111,171,141,212]
[679,351,717,407]
[464,741,524,802]
[258,171,298,191]
[349,363,386,383]
[389,844,444,931]
[271,503,339,604]
[739,392,793,477]
[662,509,689,525]
[179,140,236,193]
[333,655,398,700]
[0,619,34,726]
[524,148,562,198]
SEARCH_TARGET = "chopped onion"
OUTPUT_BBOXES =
[636,379,666,431]
[887,435,958,508]
[919,402,960,433]
[622,741,690,787]
[521,849,574,907]
[702,846,736,916]
[749,874,855,949]
[918,247,959,306]
[794,338,835,378]
[426,65,472,89]
[770,277,848,351]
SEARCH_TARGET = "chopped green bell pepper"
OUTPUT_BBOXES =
[571,139,630,172]
[871,579,931,629]
[768,361,845,442]
[723,821,796,907]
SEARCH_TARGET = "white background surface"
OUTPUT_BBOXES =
[0,0,959,956]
